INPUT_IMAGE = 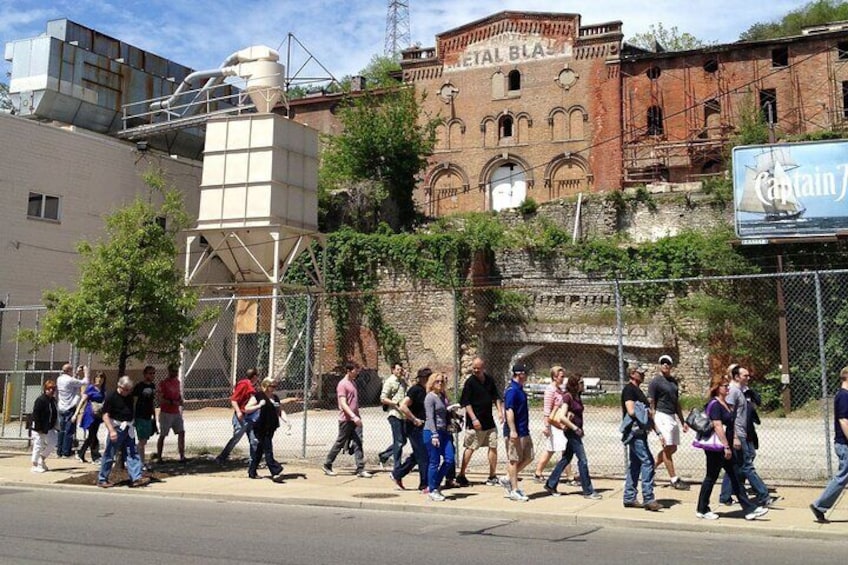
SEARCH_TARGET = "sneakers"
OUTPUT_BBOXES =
[671,479,690,491]
[762,495,781,507]
[498,475,512,496]
[544,484,561,497]
[322,465,337,476]
[75,454,86,463]
[271,472,285,483]
[696,511,720,520]
[356,470,374,478]
[623,500,643,509]
[809,503,829,523]
[390,474,405,490]
[643,500,662,512]
[508,489,529,502]
[378,458,388,471]
[90,459,101,466]
[584,492,603,500]
[97,481,114,488]
[419,487,430,495]
[131,477,151,488]
[31,465,46,473]
[484,476,500,487]
[456,475,471,487]
[443,479,459,490]
[428,489,446,502]
[744,506,769,521]
[39,459,49,472]
[533,474,546,484]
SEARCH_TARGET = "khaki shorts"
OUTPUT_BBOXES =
[463,427,498,450]
[158,412,185,436]
[505,435,534,464]
[654,411,680,446]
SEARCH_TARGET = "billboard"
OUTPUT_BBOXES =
[733,139,848,239]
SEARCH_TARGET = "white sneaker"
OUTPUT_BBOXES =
[31,465,46,473]
[696,511,719,520]
[428,489,446,502]
[322,465,337,476]
[356,470,374,478]
[498,475,512,495]
[745,506,769,521]
[509,489,529,502]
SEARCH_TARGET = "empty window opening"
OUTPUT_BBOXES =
[27,192,61,221]
[508,69,521,91]
[839,41,848,60]
[771,47,788,67]
[842,81,848,118]
[703,58,719,73]
[499,115,514,138]
[759,89,778,124]
[646,66,661,80]
[647,105,664,135]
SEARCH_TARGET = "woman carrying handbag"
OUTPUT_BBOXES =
[694,376,768,521]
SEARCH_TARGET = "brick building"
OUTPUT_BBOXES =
[400,11,624,216]
[620,22,848,185]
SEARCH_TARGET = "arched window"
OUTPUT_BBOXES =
[508,69,521,92]
[499,115,514,139]
[647,106,664,136]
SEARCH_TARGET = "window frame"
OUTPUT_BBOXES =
[26,192,61,222]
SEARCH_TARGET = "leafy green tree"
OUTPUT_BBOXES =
[0,82,12,112]
[627,23,706,51]
[22,171,213,376]
[319,88,439,231]
[740,0,848,40]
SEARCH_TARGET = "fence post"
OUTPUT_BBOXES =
[614,278,627,470]
[814,271,833,478]
[302,293,313,459]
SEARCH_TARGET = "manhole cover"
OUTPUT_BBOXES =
[352,492,400,499]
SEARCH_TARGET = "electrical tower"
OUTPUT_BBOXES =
[384,0,411,61]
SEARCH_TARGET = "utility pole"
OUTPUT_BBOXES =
[384,0,411,61]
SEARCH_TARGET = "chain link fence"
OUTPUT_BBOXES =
[2,270,848,483]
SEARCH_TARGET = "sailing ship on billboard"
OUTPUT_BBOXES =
[733,140,848,239]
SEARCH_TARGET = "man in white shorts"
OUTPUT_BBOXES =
[648,354,690,490]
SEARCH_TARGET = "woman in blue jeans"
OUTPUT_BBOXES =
[544,374,601,499]
[423,372,455,502]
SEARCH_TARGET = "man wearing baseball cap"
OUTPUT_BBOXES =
[498,364,534,502]
[621,364,662,511]
[648,354,690,490]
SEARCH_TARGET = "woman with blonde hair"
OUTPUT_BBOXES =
[533,365,566,482]
[695,376,768,520]
[244,377,285,482]
[424,372,455,502]
[77,372,106,463]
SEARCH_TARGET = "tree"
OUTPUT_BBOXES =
[319,88,439,231]
[22,170,213,376]
[740,0,848,41]
[0,82,12,113]
[627,23,706,52]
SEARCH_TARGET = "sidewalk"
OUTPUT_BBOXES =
[1,450,845,540]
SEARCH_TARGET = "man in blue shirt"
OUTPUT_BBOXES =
[499,364,534,502]
[810,365,848,523]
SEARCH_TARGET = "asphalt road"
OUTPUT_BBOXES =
[0,487,842,565]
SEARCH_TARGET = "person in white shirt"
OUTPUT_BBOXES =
[56,364,89,457]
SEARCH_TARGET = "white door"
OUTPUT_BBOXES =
[490,164,526,211]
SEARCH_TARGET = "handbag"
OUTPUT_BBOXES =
[549,404,567,429]
[685,399,717,435]
[692,430,724,451]
[90,401,103,417]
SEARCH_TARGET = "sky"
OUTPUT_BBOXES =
[1,0,807,84]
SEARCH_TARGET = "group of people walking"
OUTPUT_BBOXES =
[27,354,848,524]
[30,363,186,488]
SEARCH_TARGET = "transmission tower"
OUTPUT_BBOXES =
[384,0,411,61]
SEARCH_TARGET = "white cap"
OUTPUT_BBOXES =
[659,354,673,365]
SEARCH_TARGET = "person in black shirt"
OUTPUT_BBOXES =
[244,377,285,482]
[133,366,157,469]
[457,357,504,487]
[30,380,58,473]
[97,376,149,489]
[399,368,431,491]
[621,364,661,511]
